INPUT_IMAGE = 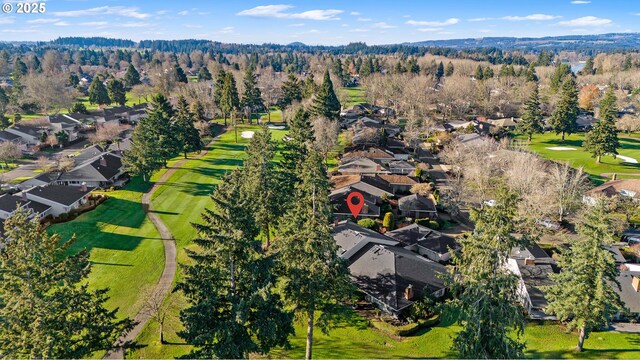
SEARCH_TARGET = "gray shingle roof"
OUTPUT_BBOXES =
[25,185,94,206]
[387,224,459,254]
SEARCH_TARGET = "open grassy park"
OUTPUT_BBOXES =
[516,131,640,184]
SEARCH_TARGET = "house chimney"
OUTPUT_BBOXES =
[99,156,107,167]
[21,191,27,200]
[632,276,640,292]
[376,164,381,171]
[524,256,535,266]
[80,182,87,192]
[405,284,414,301]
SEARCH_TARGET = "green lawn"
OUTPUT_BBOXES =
[48,178,164,321]
[517,131,640,184]
[339,86,366,107]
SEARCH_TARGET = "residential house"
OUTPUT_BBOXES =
[398,194,437,219]
[352,127,381,146]
[616,267,640,318]
[387,223,460,262]
[508,243,558,320]
[458,133,485,146]
[57,153,124,187]
[0,130,27,151]
[330,187,381,219]
[388,160,416,175]
[341,147,395,164]
[576,113,598,131]
[339,157,389,175]
[20,172,61,188]
[5,124,46,145]
[330,175,395,200]
[583,179,640,204]
[23,184,94,216]
[486,117,518,130]
[377,174,418,194]
[332,221,447,317]
[0,193,51,219]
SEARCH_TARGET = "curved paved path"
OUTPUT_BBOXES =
[104,145,214,359]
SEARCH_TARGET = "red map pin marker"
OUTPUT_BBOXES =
[346,191,365,219]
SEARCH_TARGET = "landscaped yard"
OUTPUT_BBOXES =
[340,86,366,107]
[516,131,640,184]
[48,178,165,321]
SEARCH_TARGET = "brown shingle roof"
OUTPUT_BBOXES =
[330,175,361,189]
[342,147,394,161]
[586,179,640,199]
[378,174,418,185]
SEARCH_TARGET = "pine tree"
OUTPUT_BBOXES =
[436,61,445,80]
[583,88,619,163]
[445,61,454,76]
[550,63,573,92]
[303,74,317,98]
[124,94,176,178]
[549,77,579,141]
[483,66,494,79]
[220,72,239,128]
[69,101,88,114]
[190,100,206,122]
[447,188,528,359]
[525,64,538,82]
[543,199,622,352]
[518,86,544,141]
[0,209,134,358]
[173,96,203,158]
[280,73,303,110]
[88,77,111,107]
[13,57,27,76]
[213,69,226,114]
[474,64,484,80]
[275,149,353,360]
[174,64,188,83]
[107,79,126,106]
[197,66,212,81]
[241,68,264,124]
[178,170,294,359]
[278,108,313,209]
[124,64,141,87]
[581,57,595,76]
[310,70,341,120]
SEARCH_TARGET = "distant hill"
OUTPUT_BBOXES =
[403,33,640,52]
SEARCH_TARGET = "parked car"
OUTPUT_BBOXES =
[536,218,560,230]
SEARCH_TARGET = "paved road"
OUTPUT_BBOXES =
[610,322,640,333]
[103,144,215,359]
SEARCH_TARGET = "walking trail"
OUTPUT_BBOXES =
[104,143,214,359]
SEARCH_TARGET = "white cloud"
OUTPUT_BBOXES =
[288,23,305,27]
[558,16,612,26]
[406,18,459,27]
[502,14,560,21]
[178,10,189,16]
[217,26,234,34]
[0,17,14,25]
[438,31,454,35]
[478,29,493,33]
[357,17,372,22]
[468,17,493,22]
[54,21,70,26]
[237,5,343,21]
[372,22,395,29]
[350,11,360,16]
[53,6,150,19]
[571,0,591,4]
[184,24,203,29]
[27,18,60,24]
[417,27,443,32]
[156,10,169,15]
[121,22,149,28]
[349,28,370,32]
[2,29,37,33]
[79,21,108,26]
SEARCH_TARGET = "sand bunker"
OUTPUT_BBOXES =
[616,155,638,164]
[241,131,255,139]
[546,147,577,151]
[267,125,286,130]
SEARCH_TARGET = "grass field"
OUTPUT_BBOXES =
[517,131,640,184]
[48,178,164,321]
[339,86,366,107]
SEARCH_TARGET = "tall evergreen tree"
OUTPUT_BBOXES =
[220,72,239,128]
[178,170,294,359]
[310,70,341,120]
[13,58,27,77]
[474,64,484,80]
[275,149,353,360]
[88,77,111,107]
[241,68,264,124]
[525,64,538,82]
[447,188,528,359]
[124,64,141,87]
[213,69,226,113]
[123,94,176,178]
[278,108,314,210]
[197,66,212,81]
[436,61,445,80]
[544,199,622,352]
[445,61,454,76]
[107,78,126,106]
[174,64,188,83]
[280,73,303,110]
[0,209,134,358]
[190,100,206,122]
[173,96,203,158]
[583,87,619,163]
[550,63,574,92]
[303,74,317,98]
[518,86,544,141]
[549,77,579,141]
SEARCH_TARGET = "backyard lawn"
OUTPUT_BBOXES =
[339,86,366,107]
[516,131,640,184]
[48,178,165,321]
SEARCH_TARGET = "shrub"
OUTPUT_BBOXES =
[414,167,423,178]
[383,212,395,230]
[357,218,378,230]
[416,218,440,230]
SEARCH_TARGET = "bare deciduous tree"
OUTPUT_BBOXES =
[312,117,340,163]
[24,73,73,115]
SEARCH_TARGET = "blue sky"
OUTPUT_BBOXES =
[0,0,638,44]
